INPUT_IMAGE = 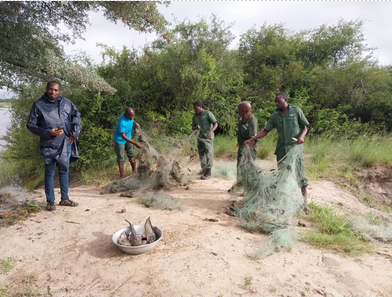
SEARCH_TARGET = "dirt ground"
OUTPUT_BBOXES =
[1,159,392,297]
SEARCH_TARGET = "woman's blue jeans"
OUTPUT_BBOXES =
[44,143,72,203]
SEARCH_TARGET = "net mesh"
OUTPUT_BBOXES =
[347,214,392,242]
[234,145,305,258]
[102,129,198,194]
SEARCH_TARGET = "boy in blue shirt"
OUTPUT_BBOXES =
[113,107,142,178]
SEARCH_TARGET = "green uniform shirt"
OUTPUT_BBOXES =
[192,110,217,140]
[264,106,309,157]
[237,113,259,146]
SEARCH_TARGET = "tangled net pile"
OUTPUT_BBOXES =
[234,145,305,258]
[102,129,198,194]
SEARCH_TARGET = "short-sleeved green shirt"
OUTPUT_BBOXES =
[192,110,217,139]
[237,113,259,146]
[264,106,309,157]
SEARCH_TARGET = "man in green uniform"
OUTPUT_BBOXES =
[244,92,311,213]
[192,101,218,180]
[236,101,259,188]
[237,101,259,164]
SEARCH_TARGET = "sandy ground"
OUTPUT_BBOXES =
[1,160,392,297]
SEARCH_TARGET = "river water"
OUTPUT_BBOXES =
[0,109,11,151]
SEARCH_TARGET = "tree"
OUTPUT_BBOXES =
[299,20,373,67]
[97,15,243,134]
[0,1,169,93]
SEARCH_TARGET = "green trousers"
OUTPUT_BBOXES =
[197,138,213,170]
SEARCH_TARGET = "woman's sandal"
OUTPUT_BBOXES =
[59,199,79,207]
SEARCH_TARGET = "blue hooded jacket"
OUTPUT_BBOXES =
[27,94,81,170]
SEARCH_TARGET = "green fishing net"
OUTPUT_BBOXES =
[234,145,305,258]
[102,129,198,194]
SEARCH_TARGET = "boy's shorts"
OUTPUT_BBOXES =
[114,142,135,164]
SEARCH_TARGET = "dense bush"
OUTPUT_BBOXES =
[2,16,392,184]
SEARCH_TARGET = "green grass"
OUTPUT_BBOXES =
[269,286,278,293]
[1,271,52,297]
[22,174,44,190]
[309,203,354,235]
[306,135,392,200]
[0,258,16,274]
[244,276,253,286]
[79,155,118,184]
[306,134,392,210]
[307,135,392,180]
[302,203,372,254]
[303,231,372,254]
[214,135,237,158]
[0,284,10,297]
[348,135,392,167]
[256,130,277,159]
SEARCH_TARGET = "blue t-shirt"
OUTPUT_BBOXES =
[113,113,134,145]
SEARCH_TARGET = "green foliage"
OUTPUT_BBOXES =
[0,1,168,92]
[2,16,392,186]
[98,15,243,135]
[300,19,370,66]
[76,118,115,170]
[303,203,372,254]
[0,86,44,182]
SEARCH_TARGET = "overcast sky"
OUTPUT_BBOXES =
[1,1,391,99]
[65,1,392,66]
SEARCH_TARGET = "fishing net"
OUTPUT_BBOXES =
[140,190,184,211]
[213,161,237,179]
[234,145,305,258]
[102,129,199,194]
[347,214,392,243]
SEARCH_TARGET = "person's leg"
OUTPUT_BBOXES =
[58,142,78,206]
[59,143,72,201]
[114,142,126,178]
[129,158,136,172]
[201,139,213,180]
[118,163,124,178]
[301,187,311,214]
[296,147,311,213]
[125,142,136,173]
[206,139,213,170]
[236,145,242,176]
[44,161,56,211]
[197,139,207,174]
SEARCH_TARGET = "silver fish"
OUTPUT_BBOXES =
[144,217,156,244]
[118,231,132,246]
[125,219,142,246]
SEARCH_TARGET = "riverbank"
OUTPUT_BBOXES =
[0,159,391,297]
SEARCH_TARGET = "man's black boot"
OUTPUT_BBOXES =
[201,168,211,180]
